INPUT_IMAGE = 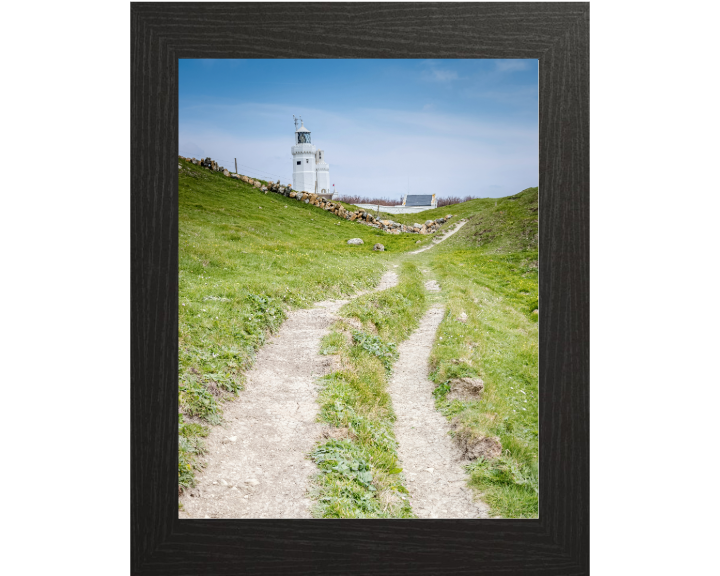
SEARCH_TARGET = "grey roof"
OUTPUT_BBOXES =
[405,195,434,206]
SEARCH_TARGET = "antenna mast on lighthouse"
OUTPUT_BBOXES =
[293,115,299,130]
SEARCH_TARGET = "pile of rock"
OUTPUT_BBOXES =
[278,186,453,235]
[179,156,224,172]
[343,211,453,235]
[178,156,453,235]
[238,174,268,192]
[372,216,452,235]
[286,189,352,216]
[179,156,271,191]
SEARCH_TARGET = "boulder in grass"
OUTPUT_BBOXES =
[425,220,434,227]
[465,436,502,461]
[373,243,385,251]
[347,238,364,245]
[289,191,297,198]
[451,419,502,461]
[223,169,230,177]
[447,377,484,400]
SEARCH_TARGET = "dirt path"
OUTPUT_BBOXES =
[409,219,467,255]
[389,299,490,519]
[179,271,398,519]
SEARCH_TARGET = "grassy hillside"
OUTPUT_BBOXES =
[178,157,539,518]
[178,159,417,491]
[416,188,539,517]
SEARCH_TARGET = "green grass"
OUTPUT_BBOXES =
[416,188,539,518]
[177,159,417,491]
[178,414,209,493]
[310,262,427,517]
[178,156,539,518]
[375,188,537,226]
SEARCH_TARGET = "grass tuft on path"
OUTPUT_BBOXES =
[311,262,427,518]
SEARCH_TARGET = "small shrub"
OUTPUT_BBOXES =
[352,331,397,371]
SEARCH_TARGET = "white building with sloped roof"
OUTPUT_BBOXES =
[403,194,437,209]
[355,194,437,214]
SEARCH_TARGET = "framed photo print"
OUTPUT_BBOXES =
[132,2,588,574]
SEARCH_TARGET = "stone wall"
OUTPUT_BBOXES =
[179,156,453,235]
[180,155,272,191]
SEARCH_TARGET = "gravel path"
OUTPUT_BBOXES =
[389,303,490,519]
[179,271,398,519]
[409,219,467,255]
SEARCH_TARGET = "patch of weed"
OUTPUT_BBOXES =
[319,331,346,355]
[178,414,208,493]
[351,331,397,371]
[465,456,539,518]
[313,440,375,491]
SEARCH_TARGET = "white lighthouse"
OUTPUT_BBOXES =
[291,117,331,195]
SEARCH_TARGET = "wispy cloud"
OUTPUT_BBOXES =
[495,60,532,72]
[461,84,538,106]
[430,69,458,82]
[421,60,459,83]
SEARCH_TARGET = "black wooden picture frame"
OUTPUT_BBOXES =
[131,2,589,574]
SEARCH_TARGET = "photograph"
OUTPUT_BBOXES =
[176,58,539,519]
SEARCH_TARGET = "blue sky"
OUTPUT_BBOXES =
[179,59,538,200]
